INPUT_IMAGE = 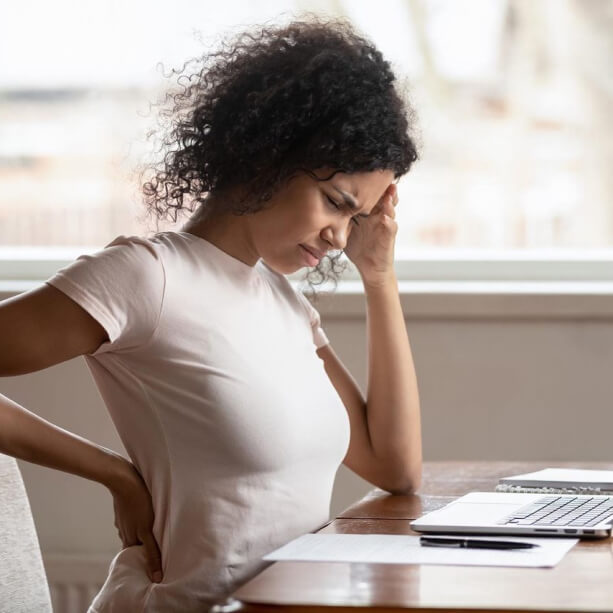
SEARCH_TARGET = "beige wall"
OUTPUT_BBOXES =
[2,292,612,562]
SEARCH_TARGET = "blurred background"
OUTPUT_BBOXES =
[1,2,613,610]
[1,0,612,252]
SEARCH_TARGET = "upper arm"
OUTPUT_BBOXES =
[316,343,390,489]
[0,284,109,376]
[318,344,415,493]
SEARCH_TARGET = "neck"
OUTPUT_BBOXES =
[181,205,260,267]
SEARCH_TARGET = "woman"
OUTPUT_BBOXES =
[0,16,421,611]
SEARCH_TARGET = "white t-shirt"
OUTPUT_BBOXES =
[46,231,350,612]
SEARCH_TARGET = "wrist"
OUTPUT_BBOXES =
[360,270,397,292]
[101,450,137,495]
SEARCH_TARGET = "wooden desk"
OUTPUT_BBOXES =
[230,461,613,612]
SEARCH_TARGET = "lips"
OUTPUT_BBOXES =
[301,245,325,260]
[299,244,323,267]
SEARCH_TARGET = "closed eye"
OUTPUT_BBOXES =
[325,194,340,210]
[326,195,361,226]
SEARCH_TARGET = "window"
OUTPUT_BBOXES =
[1,1,612,285]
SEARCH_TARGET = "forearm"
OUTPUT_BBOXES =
[364,274,422,490]
[0,392,129,493]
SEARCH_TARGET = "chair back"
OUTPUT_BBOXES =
[0,453,53,612]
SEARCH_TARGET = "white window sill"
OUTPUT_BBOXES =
[3,279,613,319]
[2,247,613,319]
[307,280,613,319]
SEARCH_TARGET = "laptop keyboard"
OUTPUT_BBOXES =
[499,495,613,527]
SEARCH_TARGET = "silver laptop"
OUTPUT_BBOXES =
[410,492,613,539]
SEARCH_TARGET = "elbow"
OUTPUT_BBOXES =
[386,479,420,497]
[383,463,422,496]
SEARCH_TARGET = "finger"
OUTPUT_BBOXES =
[383,214,398,231]
[122,526,140,544]
[388,184,399,207]
[142,533,163,583]
[383,191,396,218]
[119,527,139,548]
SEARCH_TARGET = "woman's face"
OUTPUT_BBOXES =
[250,168,395,274]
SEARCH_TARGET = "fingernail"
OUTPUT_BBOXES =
[153,571,162,583]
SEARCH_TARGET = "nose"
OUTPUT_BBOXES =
[322,220,351,251]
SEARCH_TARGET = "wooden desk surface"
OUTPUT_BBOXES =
[231,461,613,612]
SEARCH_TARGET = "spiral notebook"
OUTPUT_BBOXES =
[495,468,613,495]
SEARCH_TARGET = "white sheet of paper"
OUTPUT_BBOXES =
[263,534,578,568]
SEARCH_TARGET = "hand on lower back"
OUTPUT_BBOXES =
[109,459,163,583]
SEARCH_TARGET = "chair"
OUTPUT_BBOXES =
[0,452,53,612]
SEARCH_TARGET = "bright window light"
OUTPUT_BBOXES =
[0,0,611,254]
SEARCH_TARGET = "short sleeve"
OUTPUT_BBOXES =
[293,290,330,349]
[45,235,166,355]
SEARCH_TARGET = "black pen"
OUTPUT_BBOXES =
[420,536,539,550]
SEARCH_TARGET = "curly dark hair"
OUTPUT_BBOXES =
[141,14,419,290]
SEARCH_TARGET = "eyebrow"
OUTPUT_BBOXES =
[332,186,370,217]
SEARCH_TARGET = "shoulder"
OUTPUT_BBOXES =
[43,234,168,354]
[77,233,163,264]
[97,231,198,272]
[64,234,167,286]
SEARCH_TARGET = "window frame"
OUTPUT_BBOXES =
[3,247,613,320]
[3,245,613,285]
